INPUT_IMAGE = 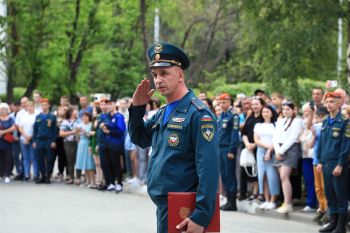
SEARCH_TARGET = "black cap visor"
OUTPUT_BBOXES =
[149,59,182,69]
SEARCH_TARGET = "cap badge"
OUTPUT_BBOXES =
[154,44,163,53]
[155,53,160,60]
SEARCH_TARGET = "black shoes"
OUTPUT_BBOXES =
[220,193,237,211]
[319,214,338,233]
[332,214,347,233]
[220,202,237,211]
[14,174,23,181]
[35,177,45,184]
[98,185,107,191]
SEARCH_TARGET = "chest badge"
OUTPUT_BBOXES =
[201,124,214,141]
[333,130,340,138]
[172,117,185,123]
[168,133,179,147]
[47,119,52,127]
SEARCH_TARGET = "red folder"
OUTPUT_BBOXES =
[168,192,220,233]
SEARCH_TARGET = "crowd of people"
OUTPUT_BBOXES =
[0,92,161,193]
[210,87,350,233]
[0,87,349,229]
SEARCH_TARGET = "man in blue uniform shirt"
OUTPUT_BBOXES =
[32,98,58,184]
[96,98,111,190]
[218,93,239,211]
[128,42,219,233]
[317,92,350,233]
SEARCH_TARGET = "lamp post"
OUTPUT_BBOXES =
[337,0,343,86]
[154,0,160,43]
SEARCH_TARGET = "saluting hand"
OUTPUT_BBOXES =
[132,78,155,106]
[176,218,204,233]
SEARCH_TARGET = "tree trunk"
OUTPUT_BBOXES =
[67,0,100,99]
[6,1,19,102]
[140,0,149,75]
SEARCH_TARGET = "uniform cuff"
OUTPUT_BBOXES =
[129,105,146,120]
[189,210,210,228]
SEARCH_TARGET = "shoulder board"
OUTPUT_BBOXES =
[191,97,206,110]
[230,108,238,115]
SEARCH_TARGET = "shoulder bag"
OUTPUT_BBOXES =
[240,148,257,177]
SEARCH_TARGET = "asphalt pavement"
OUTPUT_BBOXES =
[0,181,320,233]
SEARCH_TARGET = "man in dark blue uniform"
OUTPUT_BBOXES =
[33,98,58,184]
[218,93,239,211]
[96,98,111,190]
[317,92,350,233]
[128,42,219,233]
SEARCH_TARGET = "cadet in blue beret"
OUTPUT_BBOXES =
[217,93,239,211]
[128,42,219,233]
[317,92,350,233]
[32,98,58,184]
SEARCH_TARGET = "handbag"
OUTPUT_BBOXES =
[4,133,15,143]
[240,148,257,177]
[0,119,15,143]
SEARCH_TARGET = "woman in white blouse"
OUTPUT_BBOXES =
[273,102,303,213]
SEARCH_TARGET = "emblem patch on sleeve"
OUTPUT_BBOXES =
[201,124,214,141]
[233,115,239,129]
[346,122,350,138]
[168,133,180,146]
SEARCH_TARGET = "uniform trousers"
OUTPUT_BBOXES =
[36,146,53,175]
[219,147,237,196]
[151,196,168,233]
[323,162,348,215]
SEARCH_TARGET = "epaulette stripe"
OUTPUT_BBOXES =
[191,98,205,110]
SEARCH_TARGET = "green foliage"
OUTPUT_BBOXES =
[0,87,25,102]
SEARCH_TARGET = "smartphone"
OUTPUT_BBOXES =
[309,100,315,110]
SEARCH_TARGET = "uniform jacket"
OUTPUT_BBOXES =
[128,90,219,228]
[33,112,58,147]
[218,107,240,153]
[317,112,350,166]
[96,112,110,146]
